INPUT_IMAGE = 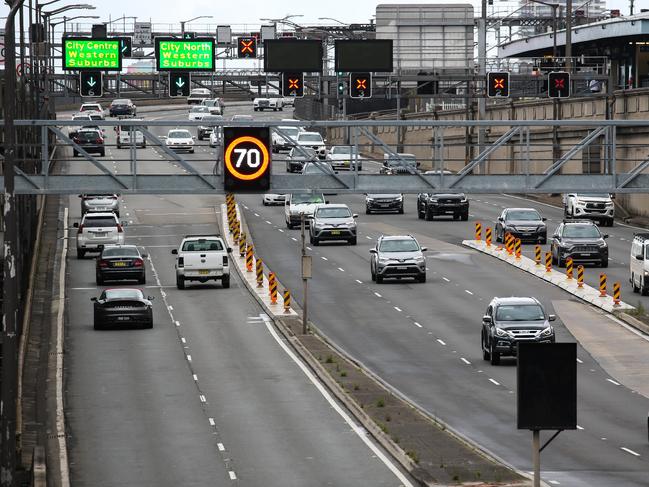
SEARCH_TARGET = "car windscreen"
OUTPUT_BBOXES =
[201,116,222,122]
[316,207,351,218]
[495,304,545,321]
[379,239,419,252]
[191,106,210,112]
[562,225,601,238]
[104,289,143,300]
[168,131,191,139]
[292,194,325,204]
[367,194,400,198]
[102,247,139,258]
[83,217,117,227]
[181,239,224,252]
[303,163,330,174]
[89,115,103,120]
[80,105,100,111]
[293,148,317,158]
[299,134,323,142]
[576,193,610,199]
[506,210,541,221]
[202,100,218,106]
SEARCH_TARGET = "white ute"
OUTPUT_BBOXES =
[171,235,232,289]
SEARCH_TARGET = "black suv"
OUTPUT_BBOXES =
[417,193,469,221]
[550,220,609,267]
[481,296,556,365]
[495,208,547,244]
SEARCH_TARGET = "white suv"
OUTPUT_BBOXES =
[74,212,125,259]
[171,235,232,289]
[563,193,615,227]
[295,131,327,159]
[253,97,283,112]
[630,233,649,296]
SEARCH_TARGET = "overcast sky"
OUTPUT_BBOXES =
[1,0,632,27]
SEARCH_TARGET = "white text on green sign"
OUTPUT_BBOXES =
[65,39,120,69]
[158,41,214,70]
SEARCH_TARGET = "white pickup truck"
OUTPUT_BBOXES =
[171,235,232,289]
[563,193,615,227]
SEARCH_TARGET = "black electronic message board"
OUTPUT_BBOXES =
[334,40,393,72]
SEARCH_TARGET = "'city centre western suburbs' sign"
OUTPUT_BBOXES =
[155,38,215,71]
[63,37,122,71]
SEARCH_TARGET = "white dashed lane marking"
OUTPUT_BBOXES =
[355,279,363,284]
[321,256,328,261]
[577,358,583,364]
[437,339,446,346]
[229,471,238,480]
[394,306,402,312]
[199,395,207,403]
[338,267,345,272]
[621,447,641,457]
[217,443,225,451]
[489,378,500,386]
[414,322,422,328]
[374,292,382,298]
[208,418,215,426]
[186,354,192,362]
[465,290,473,295]
[442,277,450,282]
[461,358,471,365]
[577,425,584,430]
[606,378,621,386]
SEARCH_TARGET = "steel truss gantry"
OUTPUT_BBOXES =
[2,119,649,195]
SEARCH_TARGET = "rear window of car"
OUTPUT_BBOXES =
[103,247,139,258]
[298,133,323,143]
[104,289,143,300]
[83,217,117,227]
[182,239,224,252]
[77,131,101,141]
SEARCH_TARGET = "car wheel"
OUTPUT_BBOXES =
[418,273,426,283]
[490,342,500,365]
[349,237,357,246]
[142,143,146,149]
[93,313,103,330]
[641,278,649,296]
[425,207,433,221]
[376,274,384,284]
[398,206,404,215]
[73,151,78,157]
[312,237,319,246]
[198,135,203,141]
[608,219,615,227]
[117,143,122,149]
[176,276,185,290]
[461,211,469,221]
[601,259,608,268]
[366,207,371,215]
[96,273,104,285]
[262,200,268,206]
[540,238,547,245]
[100,150,105,157]
[222,274,230,289]
[558,255,565,268]
[77,249,85,259]
[190,149,195,154]
[632,274,639,293]
[138,274,146,285]
[371,267,376,282]
[286,220,293,229]
[482,332,491,360]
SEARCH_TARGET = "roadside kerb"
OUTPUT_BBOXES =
[220,203,537,487]
[463,239,634,314]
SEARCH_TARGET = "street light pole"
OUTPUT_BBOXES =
[2,2,26,485]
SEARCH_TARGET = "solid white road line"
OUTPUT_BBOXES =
[260,315,415,486]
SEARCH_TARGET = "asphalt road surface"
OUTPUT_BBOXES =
[61,103,413,487]
[60,102,649,487]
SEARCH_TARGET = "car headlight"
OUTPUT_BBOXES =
[366,198,374,203]
[460,196,468,203]
[495,328,509,337]
[428,198,438,203]
[378,257,390,264]
[575,200,586,206]
[598,241,608,247]
[395,195,403,201]
[540,326,554,337]
[415,257,425,264]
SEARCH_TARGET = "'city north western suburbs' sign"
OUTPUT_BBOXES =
[63,37,122,71]
[155,38,215,71]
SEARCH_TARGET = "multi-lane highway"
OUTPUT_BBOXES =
[61,104,413,487]
[60,103,649,487]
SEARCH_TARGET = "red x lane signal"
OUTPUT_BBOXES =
[487,72,510,97]
[350,73,372,99]
[237,37,257,58]
[548,71,570,98]
[282,72,304,97]
[288,78,300,89]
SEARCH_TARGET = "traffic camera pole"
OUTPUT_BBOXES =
[2,2,26,485]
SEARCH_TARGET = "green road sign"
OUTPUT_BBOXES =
[155,38,215,71]
[63,37,122,71]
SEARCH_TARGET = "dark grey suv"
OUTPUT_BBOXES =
[481,296,556,365]
[495,208,547,244]
[550,220,609,267]
[370,235,427,283]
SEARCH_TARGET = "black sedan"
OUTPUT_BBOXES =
[96,245,147,285]
[495,208,547,244]
[92,288,153,330]
[109,98,137,117]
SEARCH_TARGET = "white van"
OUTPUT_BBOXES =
[630,234,649,295]
[116,120,146,148]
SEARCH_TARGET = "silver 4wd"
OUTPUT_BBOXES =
[171,235,232,289]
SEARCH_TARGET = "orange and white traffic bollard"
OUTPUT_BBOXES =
[599,273,607,297]
[577,265,584,288]
[269,272,278,304]
[613,282,621,306]
[566,257,574,280]
[545,251,552,273]
[283,289,291,313]
[514,238,522,260]
[534,245,542,266]
[485,227,492,247]
[475,222,482,241]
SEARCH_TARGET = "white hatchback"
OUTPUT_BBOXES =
[164,129,195,153]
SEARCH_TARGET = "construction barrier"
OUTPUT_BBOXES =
[246,244,254,272]
[514,238,522,260]
[239,233,246,257]
[485,227,492,247]
[256,257,264,287]
[545,251,552,273]
[566,257,574,280]
[599,273,607,297]
[475,222,482,241]
[535,245,542,266]
[283,289,291,313]
[577,265,584,288]
[613,282,621,306]
[269,272,277,304]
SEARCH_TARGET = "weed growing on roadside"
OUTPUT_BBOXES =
[325,355,334,364]
[376,398,385,408]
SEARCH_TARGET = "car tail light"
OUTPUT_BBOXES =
[95,138,102,144]
[223,256,228,266]
[133,259,144,267]
[117,224,123,233]
[99,259,109,268]
[178,257,184,267]
[77,224,84,233]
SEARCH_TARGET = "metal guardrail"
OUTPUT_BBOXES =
[1,118,648,195]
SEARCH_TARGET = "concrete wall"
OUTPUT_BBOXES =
[328,88,649,217]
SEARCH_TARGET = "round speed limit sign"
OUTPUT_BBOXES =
[224,136,270,181]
